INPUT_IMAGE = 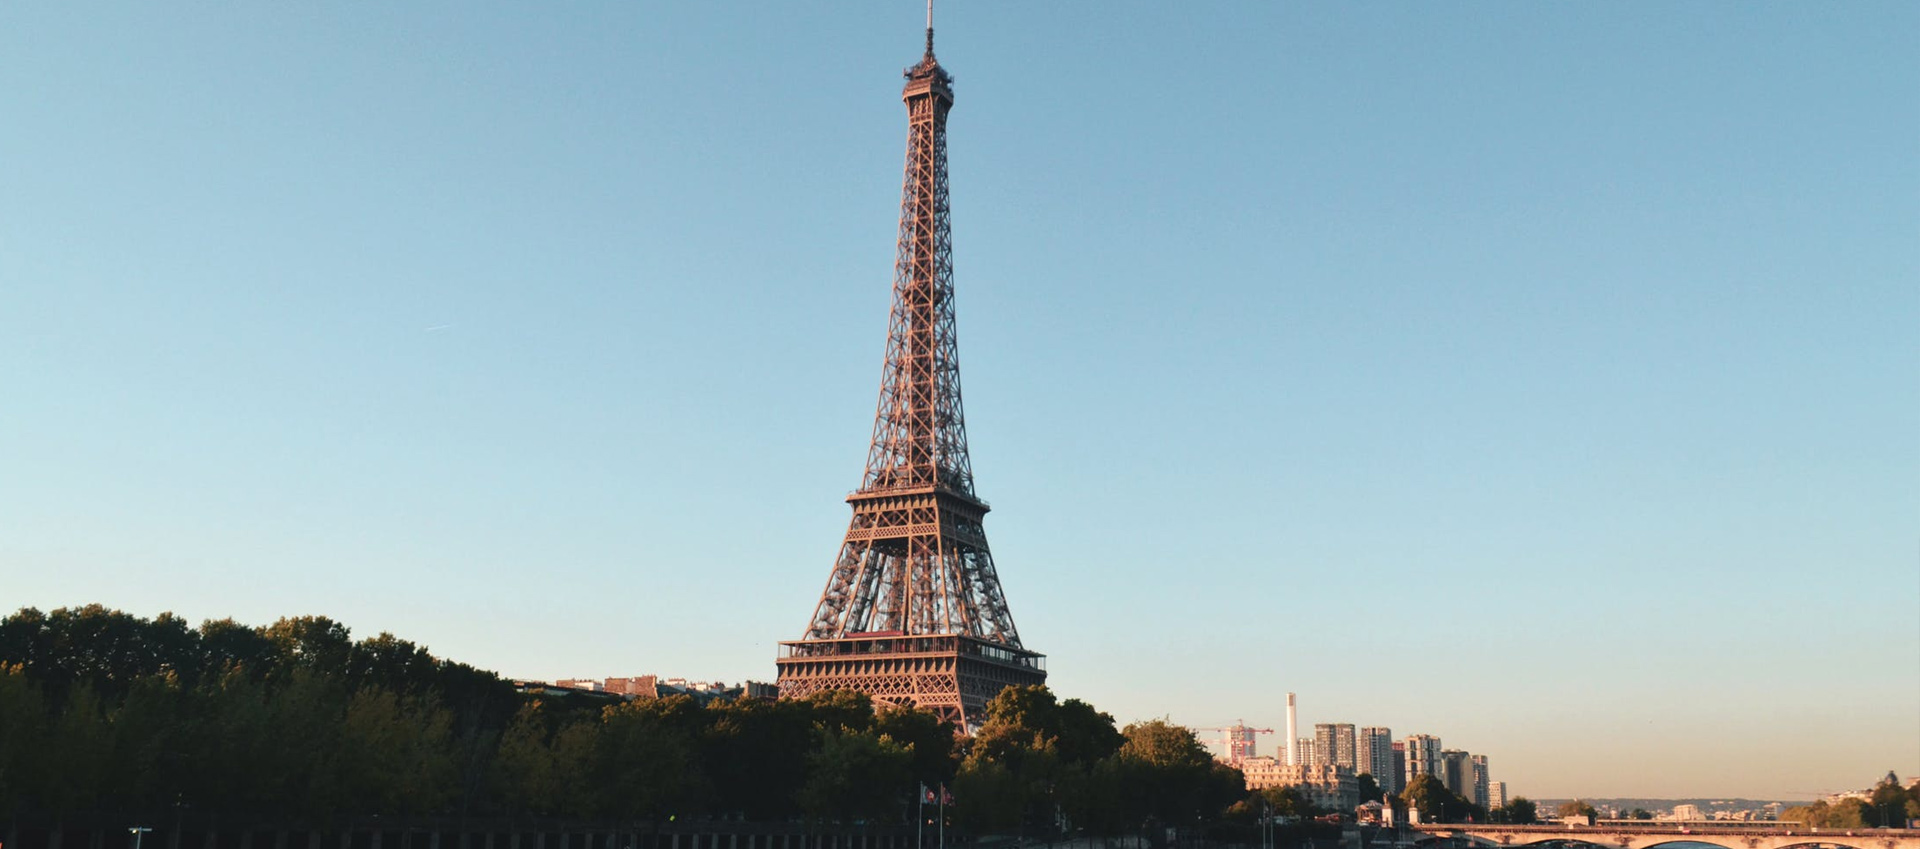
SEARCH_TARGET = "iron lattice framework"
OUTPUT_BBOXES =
[776,26,1045,729]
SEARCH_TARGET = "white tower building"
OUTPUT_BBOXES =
[1285,692,1299,766]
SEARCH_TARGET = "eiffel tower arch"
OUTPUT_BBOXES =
[775,19,1046,731]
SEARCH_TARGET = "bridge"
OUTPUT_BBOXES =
[1408,823,1920,849]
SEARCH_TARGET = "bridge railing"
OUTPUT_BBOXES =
[1591,821,1799,830]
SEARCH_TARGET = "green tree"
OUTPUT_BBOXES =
[248,667,354,817]
[1355,772,1382,804]
[1556,799,1597,820]
[1628,808,1653,820]
[1829,798,1871,828]
[1224,793,1264,823]
[191,665,280,812]
[11,605,189,702]
[705,696,817,819]
[0,606,515,823]
[490,702,561,815]
[430,659,521,815]
[333,686,457,814]
[803,689,877,733]
[969,686,1062,767]
[797,727,914,823]
[1067,747,1136,835]
[106,671,193,813]
[264,615,353,676]
[1780,802,1826,827]
[1205,762,1250,820]
[41,683,113,836]
[961,686,1074,836]
[1117,719,1210,770]
[348,632,440,693]
[1111,719,1240,829]
[953,757,1027,833]
[1869,772,1908,827]
[874,703,960,789]
[547,718,603,817]
[0,609,49,672]
[1503,797,1538,825]
[596,695,713,818]
[0,603,1332,834]
[0,664,48,816]
[1260,785,1320,818]
[1052,698,1125,766]
[1401,774,1482,823]
[1401,774,1451,822]
[198,617,277,679]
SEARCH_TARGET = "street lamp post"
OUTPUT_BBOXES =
[130,827,153,849]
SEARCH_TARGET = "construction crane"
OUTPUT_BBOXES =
[1190,719,1276,762]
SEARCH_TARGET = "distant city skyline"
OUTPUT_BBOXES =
[3,3,1914,800]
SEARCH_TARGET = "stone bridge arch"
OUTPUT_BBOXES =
[1424,835,1615,849]
[1770,841,1893,849]
[1638,840,1737,849]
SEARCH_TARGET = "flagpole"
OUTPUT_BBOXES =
[918,783,926,849]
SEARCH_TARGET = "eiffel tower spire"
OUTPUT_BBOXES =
[775,17,1046,729]
[863,7,967,503]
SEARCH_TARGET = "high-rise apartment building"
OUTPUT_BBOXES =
[1226,724,1261,762]
[1488,779,1508,810]
[1296,737,1319,768]
[1470,754,1489,809]
[1391,741,1407,794]
[1358,727,1395,792]
[1440,749,1471,798]
[1404,734,1442,780]
[1314,724,1357,771]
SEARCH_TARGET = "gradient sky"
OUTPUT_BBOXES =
[3,3,1915,802]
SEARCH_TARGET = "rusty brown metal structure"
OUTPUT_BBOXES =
[775,20,1045,729]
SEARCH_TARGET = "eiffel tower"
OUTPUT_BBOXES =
[775,13,1045,729]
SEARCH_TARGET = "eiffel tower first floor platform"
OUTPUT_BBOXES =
[775,633,1046,731]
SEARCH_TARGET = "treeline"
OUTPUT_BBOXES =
[1782,773,1918,829]
[1372,772,1537,825]
[0,605,1244,837]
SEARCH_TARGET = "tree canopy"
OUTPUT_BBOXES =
[1355,773,1382,804]
[1784,774,1920,829]
[1556,799,1598,820]
[0,606,1256,841]
[951,685,1243,839]
[1495,797,1538,825]
[1401,774,1486,824]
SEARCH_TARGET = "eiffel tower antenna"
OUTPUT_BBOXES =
[775,15,1046,730]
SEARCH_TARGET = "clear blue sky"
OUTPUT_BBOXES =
[3,2,1914,801]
